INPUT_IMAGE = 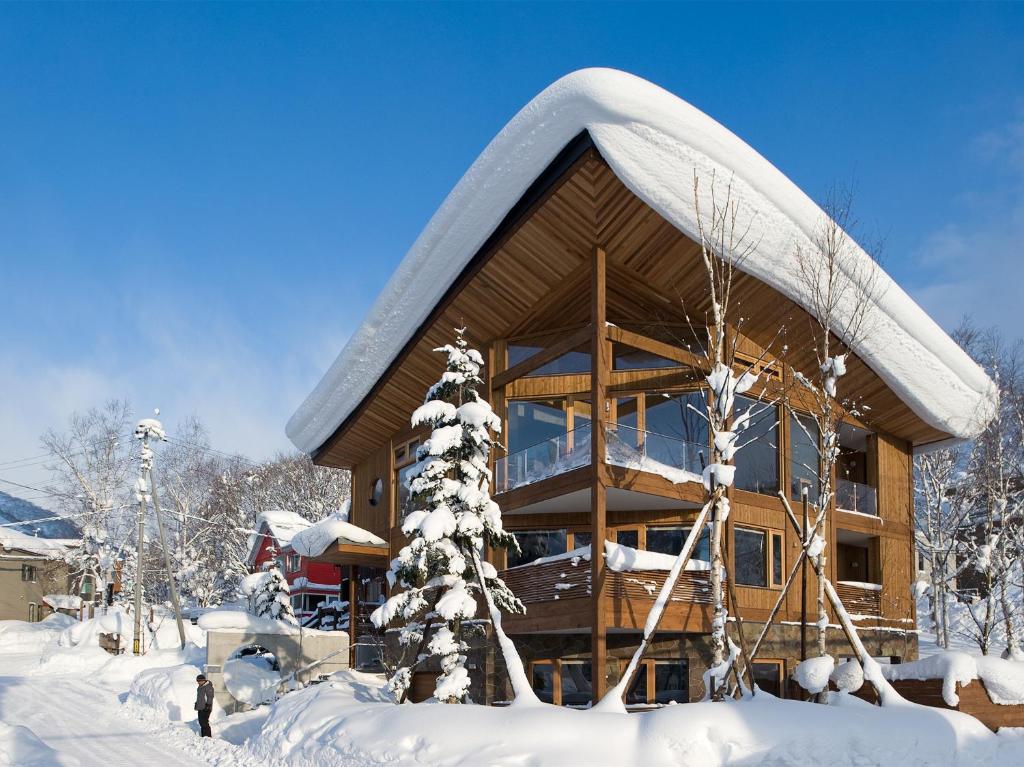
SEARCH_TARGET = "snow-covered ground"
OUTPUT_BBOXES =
[2,606,1024,766]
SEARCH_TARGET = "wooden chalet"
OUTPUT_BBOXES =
[288,69,997,705]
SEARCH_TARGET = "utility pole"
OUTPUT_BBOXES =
[131,410,187,653]
[148,463,188,649]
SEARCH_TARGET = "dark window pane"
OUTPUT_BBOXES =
[532,663,555,703]
[752,662,782,697]
[508,400,566,454]
[572,531,592,550]
[772,534,783,586]
[735,528,767,587]
[733,395,778,494]
[790,413,820,503]
[509,345,591,377]
[613,344,679,370]
[626,667,648,705]
[560,662,592,706]
[508,530,567,568]
[647,526,710,562]
[616,530,639,549]
[654,660,689,703]
[644,392,708,473]
[396,465,416,517]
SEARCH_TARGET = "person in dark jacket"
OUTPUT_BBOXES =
[195,674,214,737]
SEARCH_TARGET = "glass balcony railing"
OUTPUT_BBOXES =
[495,423,592,493]
[494,423,709,494]
[605,425,706,482]
[835,477,878,516]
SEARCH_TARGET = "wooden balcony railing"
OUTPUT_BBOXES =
[835,581,882,617]
[499,558,714,607]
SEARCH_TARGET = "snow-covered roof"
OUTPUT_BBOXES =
[286,67,997,455]
[0,529,76,558]
[246,510,313,565]
[289,504,387,559]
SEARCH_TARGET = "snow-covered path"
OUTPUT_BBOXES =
[0,650,259,767]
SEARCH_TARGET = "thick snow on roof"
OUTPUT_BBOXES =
[0,529,75,558]
[287,68,997,455]
[289,503,387,558]
[255,510,312,548]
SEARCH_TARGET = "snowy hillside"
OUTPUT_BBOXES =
[0,491,79,538]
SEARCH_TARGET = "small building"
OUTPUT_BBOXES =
[246,510,345,621]
[0,529,79,622]
[285,69,997,705]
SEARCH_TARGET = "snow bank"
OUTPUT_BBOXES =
[0,613,76,651]
[127,663,208,722]
[244,678,1019,766]
[288,504,385,558]
[286,67,997,457]
[0,721,79,767]
[882,652,1024,706]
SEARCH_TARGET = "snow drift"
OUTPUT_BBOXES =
[286,67,997,456]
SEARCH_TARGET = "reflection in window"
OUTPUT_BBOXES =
[396,463,417,517]
[508,345,591,377]
[531,662,555,704]
[626,659,689,704]
[647,526,711,562]
[837,423,871,485]
[751,662,783,697]
[507,400,566,454]
[571,531,592,550]
[644,391,708,472]
[790,412,820,503]
[733,395,778,494]
[612,344,679,370]
[616,529,639,549]
[508,529,567,568]
[735,528,767,587]
[772,533,783,586]
[560,662,592,706]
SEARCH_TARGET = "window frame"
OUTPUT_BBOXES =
[506,528,568,568]
[750,658,786,698]
[625,657,690,706]
[732,525,785,590]
[21,563,36,582]
[529,658,593,707]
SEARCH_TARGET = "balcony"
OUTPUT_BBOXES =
[835,478,877,516]
[498,545,715,633]
[495,424,592,494]
[835,580,882,617]
[494,423,705,495]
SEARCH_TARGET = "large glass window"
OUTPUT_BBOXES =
[613,344,679,371]
[647,525,711,562]
[531,662,555,704]
[396,462,418,518]
[507,400,566,454]
[508,529,567,568]
[835,423,877,515]
[616,529,639,549]
[508,344,591,377]
[751,661,784,697]
[645,391,708,472]
[732,394,779,494]
[734,527,768,587]
[790,412,820,503]
[560,661,592,707]
[626,659,689,705]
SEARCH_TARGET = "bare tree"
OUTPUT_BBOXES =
[787,186,885,663]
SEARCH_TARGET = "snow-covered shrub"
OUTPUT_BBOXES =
[795,654,835,695]
[243,567,295,624]
[830,658,864,693]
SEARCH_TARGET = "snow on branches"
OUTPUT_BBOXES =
[372,329,533,704]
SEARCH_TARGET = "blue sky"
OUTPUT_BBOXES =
[1,3,1022,494]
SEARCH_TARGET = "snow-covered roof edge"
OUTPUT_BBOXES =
[286,67,997,455]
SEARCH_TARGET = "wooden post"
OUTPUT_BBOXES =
[590,246,609,704]
[801,491,809,663]
[348,564,358,669]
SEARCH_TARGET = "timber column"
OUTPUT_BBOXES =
[590,245,610,703]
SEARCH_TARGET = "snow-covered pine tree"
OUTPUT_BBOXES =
[371,328,536,705]
[249,565,296,624]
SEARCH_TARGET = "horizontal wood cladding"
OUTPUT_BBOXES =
[316,146,950,469]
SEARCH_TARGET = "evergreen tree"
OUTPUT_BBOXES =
[372,329,536,704]
[249,564,296,624]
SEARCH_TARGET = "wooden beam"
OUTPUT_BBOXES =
[491,325,593,390]
[591,245,610,704]
[605,324,706,370]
